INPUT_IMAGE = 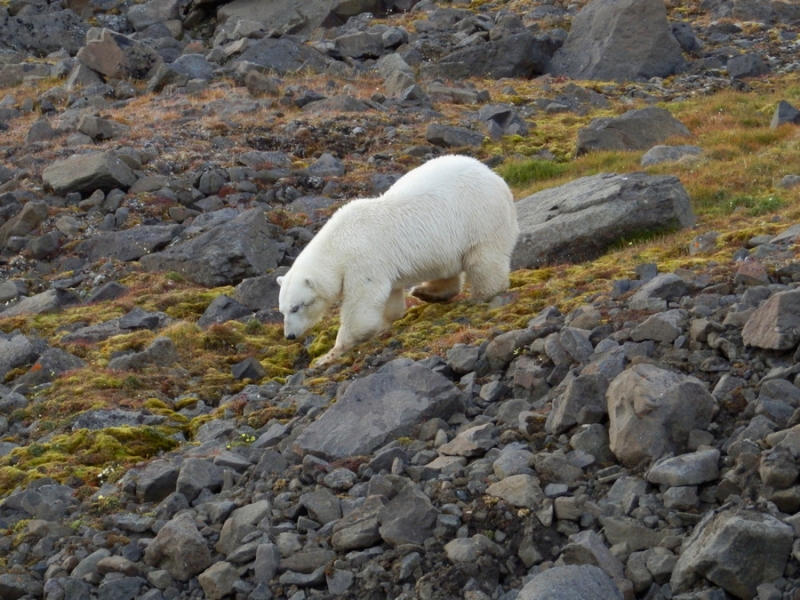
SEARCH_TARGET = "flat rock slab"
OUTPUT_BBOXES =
[576,107,691,155]
[77,224,183,262]
[42,151,138,195]
[511,172,695,270]
[293,359,462,460]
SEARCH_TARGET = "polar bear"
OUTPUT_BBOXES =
[277,154,519,366]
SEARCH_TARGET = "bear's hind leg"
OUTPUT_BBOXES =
[464,248,510,302]
[384,287,406,323]
[410,275,462,303]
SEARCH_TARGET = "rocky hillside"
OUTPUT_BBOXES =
[2,0,800,599]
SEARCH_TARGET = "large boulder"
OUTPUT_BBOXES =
[293,359,462,460]
[0,10,87,56]
[231,37,330,75]
[576,107,691,155]
[217,0,336,35]
[671,507,793,599]
[549,0,686,82]
[511,172,695,270]
[139,209,285,287]
[421,32,560,80]
[606,364,717,467]
[76,28,162,80]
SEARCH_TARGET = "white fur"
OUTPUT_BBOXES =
[277,154,519,365]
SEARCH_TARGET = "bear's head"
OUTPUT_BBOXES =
[277,273,328,341]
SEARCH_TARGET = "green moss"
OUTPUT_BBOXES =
[0,426,179,493]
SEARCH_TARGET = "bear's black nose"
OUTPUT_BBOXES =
[286,333,296,340]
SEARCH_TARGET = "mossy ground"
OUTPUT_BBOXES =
[2,58,800,503]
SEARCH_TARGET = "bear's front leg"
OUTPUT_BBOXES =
[312,296,390,367]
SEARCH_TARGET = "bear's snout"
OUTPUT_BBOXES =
[286,333,296,340]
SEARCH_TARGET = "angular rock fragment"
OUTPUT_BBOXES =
[607,364,717,467]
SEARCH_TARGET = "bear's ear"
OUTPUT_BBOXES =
[276,276,285,286]
[304,277,315,289]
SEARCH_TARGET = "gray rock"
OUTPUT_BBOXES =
[478,103,529,139]
[2,482,76,521]
[198,295,253,328]
[143,513,212,581]
[293,359,462,460]
[576,107,691,155]
[570,424,615,464]
[517,564,623,599]
[607,364,717,467]
[107,336,179,370]
[742,289,800,350]
[600,514,671,551]
[378,484,438,546]
[14,348,86,385]
[43,151,138,195]
[438,422,496,457]
[233,268,288,311]
[549,0,685,82]
[512,172,695,270]
[127,0,179,31]
[671,508,793,599]
[0,574,43,600]
[422,31,558,80]
[444,534,503,563]
[2,289,80,318]
[0,200,48,247]
[279,549,335,574]
[216,500,272,556]
[727,52,769,78]
[77,224,183,262]
[198,562,240,600]
[171,54,216,80]
[71,548,113,579]
[630,309,687,343]
[302,94,372,113]
[561,530,626,588]
[425,123,485,148]
[252,543,281,585]
[77,28,162,80]
[305,152,345,177]
[300,488,341,524]
[331,495,387,551]
[771,100,800,128]
[176,458,224,502]
[641,145,703,166]
[97,576,145,600]
[335,31,384,58]
[485,474,545,509]
[628,273,689,311]
[135,459,180,503]
[647,449,720,486]
[78,114,126,141]
[140,208,285,287]
[0,10,87,56]
[546,372,609,435]
[217,0,335,36]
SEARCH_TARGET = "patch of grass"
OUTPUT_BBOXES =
[498,159,571,186]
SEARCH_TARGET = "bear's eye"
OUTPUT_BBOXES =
[290,305,300,314]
